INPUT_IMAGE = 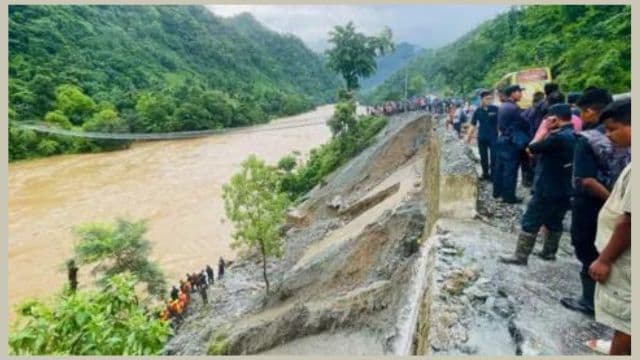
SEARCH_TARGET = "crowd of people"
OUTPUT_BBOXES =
[367,95,468,117]
[159,257,226,328]
[463,83,631,355]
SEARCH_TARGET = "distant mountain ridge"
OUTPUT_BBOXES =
[359,42,422,91]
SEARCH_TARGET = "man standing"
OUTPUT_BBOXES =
[588,98,631,355]
[67,259,79,293]
[526,83,560,136]
[218,257,226,280]
[499,104,576,265]
[561,89,629,316]
[199,283,208,305]
[452,103,466,138]
[170,285,180,301]
[493,84,528,203]
[466,90,499,180]
[206,264,215,286]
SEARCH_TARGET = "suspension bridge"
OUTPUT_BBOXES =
[14,118,330,141]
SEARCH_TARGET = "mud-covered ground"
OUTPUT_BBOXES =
[164,110,436,355]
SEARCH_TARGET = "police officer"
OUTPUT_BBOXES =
[466,90,498,180]
[493,84,528,203]
[560,88,629,316]
[499,104,576,265]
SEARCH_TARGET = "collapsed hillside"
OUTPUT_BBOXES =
[163,111,608,356]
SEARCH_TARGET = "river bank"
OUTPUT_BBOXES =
[8,105,339,323]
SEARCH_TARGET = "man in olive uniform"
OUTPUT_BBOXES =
[499,104,576,265]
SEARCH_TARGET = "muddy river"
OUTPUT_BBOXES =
[8,105,341,322]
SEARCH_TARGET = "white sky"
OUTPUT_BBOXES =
[207,4,508,52]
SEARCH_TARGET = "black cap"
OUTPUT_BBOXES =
[505,85,523,96]
[547,103,572,119]
[479,89,492,98]
[567,92,581,104]
[599,98,631,125]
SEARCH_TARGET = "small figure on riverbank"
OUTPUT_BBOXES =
[206,264,215,286]
[218,257,225,280]
[199,284,208,305]
[170,285,180,301]
[66,259,78,293]
[199,270,207,289]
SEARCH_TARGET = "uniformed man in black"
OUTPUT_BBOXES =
[494,84,529,203]
[499,104,576,265]
[466,90,499,180]
[560,88,629,316]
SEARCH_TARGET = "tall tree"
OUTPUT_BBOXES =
[222,156,290,294]
[326,21,394,91]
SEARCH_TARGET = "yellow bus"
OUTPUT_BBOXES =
[493,67,552,109]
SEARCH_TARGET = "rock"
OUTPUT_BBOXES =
[492,297,515,318]
[327,195,345,210]
[439,236,455,249]
[338,182,400,218]
[497,287,509,298]
[287,209,310,227]
[435,224,450,235]
[463,285,490,301]
[458,344,479,355]
[462,268,477,280]
[443,268,477,295]
[441,248,459,256]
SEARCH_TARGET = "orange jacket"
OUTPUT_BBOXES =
[170,299,183,315]
[179,292,188,308]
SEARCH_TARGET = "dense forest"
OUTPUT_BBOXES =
[358,42,420,91]
[8,5,341,161]
[365,5,631,103]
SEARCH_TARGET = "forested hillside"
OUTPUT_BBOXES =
[366,5,630,103]
[8,5,340,160]
[359,42,420,91]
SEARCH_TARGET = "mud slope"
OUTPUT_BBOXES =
[164,111,438,355]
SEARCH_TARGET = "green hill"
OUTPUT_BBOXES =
[8,5,340,160]
[359,42,420,91]
[365,5,630,103]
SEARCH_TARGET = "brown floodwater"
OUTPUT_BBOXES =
[8,105,338,322]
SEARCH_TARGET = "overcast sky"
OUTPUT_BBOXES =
[207,5,508,52]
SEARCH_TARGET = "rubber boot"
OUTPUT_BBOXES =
[535,231,562,261]
[560,272,595,316]
[499,231,537,265]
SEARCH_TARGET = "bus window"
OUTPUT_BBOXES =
[493,67,552,109]
[516,68,549,83]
